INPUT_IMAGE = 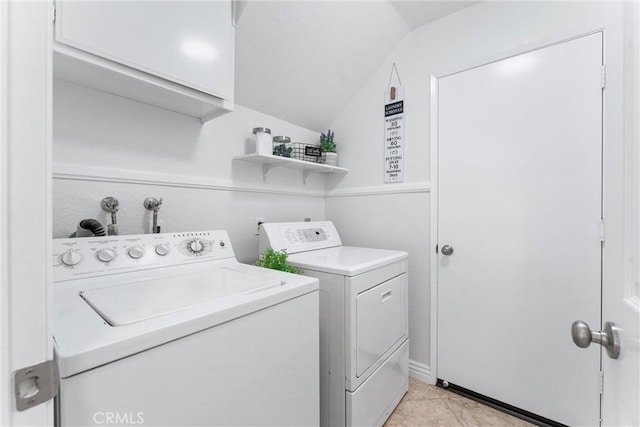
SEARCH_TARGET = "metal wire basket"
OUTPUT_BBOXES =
[291,143,322,163]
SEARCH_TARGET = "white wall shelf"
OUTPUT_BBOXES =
[233,154,348,184]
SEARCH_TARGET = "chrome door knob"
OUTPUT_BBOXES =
[571,320,620,359]
[441,245,454,256]
[571,321,593,348]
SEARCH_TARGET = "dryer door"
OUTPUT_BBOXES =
[355,273,407,377]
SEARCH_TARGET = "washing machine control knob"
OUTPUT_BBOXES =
[188,239,204,254]
[127,246,145,259]
[155,244,170,256]
[96,248,116,263]
[60,250,82,267]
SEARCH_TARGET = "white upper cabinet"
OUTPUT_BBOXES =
[54,1,235,122]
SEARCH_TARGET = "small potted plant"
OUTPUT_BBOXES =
[320,129,338,166]
[255,248,301,274]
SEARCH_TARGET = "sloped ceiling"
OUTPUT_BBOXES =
[390,1,478,31]
[235,1,476,132]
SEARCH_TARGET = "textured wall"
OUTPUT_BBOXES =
[235,1,409,131]
[53,179,324,264]
[54,79,325,191]
[53,79,327,262]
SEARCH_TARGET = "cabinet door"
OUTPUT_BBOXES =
[55,1,234,100]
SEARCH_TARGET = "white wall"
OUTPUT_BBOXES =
[53,79,326,262]
[326,1,628,379]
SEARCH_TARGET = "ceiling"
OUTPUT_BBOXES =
[235,1,477,132]
[390,1,478,31]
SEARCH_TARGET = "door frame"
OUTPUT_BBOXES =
[601,1,640,424]
[0,1,54,425]
[430,25,633,422]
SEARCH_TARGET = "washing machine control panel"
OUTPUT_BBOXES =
[52,230,234,282]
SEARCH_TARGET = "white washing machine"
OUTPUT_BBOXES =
[260,221,409,427]
[53,230,319,427]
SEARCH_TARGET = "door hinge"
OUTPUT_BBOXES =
[599,219,606,242]
[14,360,59,411]
[601,66,606,89]
[232,0,246,27]
[52,4,56,22]
[599,370,604,395]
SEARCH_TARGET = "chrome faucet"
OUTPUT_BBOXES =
[101,197,119,235]
[143,197,163,233]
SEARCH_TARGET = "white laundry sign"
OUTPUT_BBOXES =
[384,86,404,183]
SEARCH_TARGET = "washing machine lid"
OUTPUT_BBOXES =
[287,246,408,277]
[54,262,319,378]
[80,267,284,326]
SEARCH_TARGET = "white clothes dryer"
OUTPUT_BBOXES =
[53,230,319,426]
[260,221,409,427]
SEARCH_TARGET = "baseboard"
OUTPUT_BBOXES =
[408,360,435,385]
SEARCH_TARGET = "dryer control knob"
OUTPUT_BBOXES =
[155,244,170,256]
[127,246,145,259]
[96,248,116,263]
[60,250,82,267]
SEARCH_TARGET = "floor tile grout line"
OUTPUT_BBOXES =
[394,388,465,427]
[401,382,537,427]
[441,396,466,426]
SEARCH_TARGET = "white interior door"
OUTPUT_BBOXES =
[0,1,54,425]
[437,33,603,426]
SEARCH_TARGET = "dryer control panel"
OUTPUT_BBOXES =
[259,221,342,255]
[53,230,234,282]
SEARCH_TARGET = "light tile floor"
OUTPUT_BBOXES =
[384,378,537,427]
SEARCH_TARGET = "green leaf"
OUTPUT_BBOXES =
[255,248,301,274]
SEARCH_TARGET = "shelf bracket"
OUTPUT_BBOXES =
[303,170,314,185]
[265,165,314,185]
[263,164,275,182]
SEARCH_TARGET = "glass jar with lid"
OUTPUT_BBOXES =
[253,127,273,155]
[272,136,292,157]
